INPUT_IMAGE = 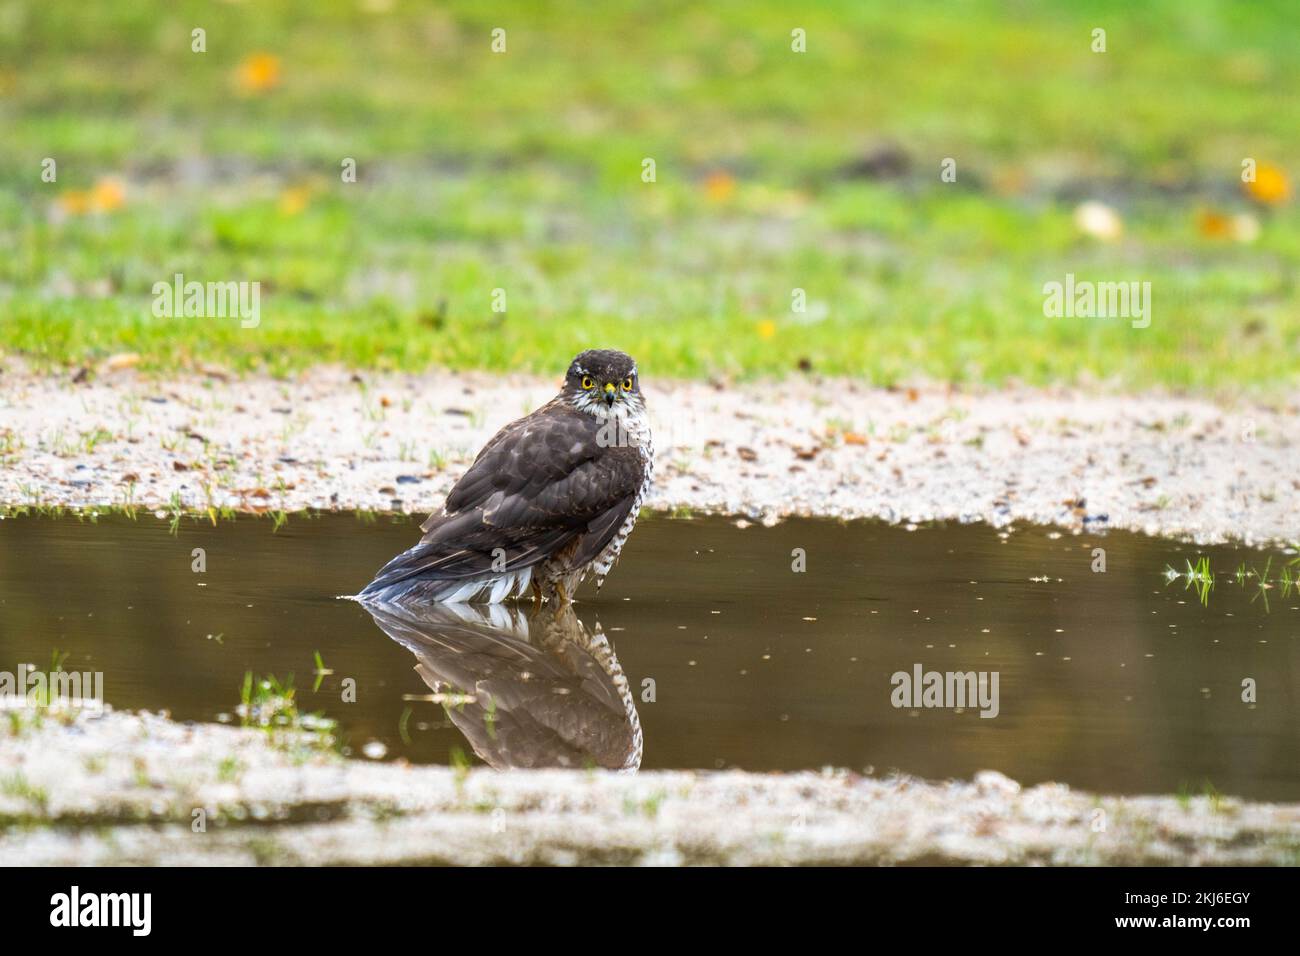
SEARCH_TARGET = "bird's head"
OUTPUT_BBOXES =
[562,349,645,418]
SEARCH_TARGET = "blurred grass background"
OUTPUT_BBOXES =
[0,0,1297,389]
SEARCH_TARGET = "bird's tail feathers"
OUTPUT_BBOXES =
[360,561,534,605]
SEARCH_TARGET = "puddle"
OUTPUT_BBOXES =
[0,512,1296,799]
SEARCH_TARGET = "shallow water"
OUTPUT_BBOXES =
[0,512,1296,799]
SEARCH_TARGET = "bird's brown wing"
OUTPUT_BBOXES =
[364,403,643,593]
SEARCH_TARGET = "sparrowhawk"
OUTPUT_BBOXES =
[361,349,654,605]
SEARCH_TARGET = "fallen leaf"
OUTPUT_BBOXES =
[56,189,92,216]
[236,53,281,94]
[1244,162,1291,205]
[1074,200,1123,241]
[278,184,313,215]
[90,177,126,212]
[1196,209,1234,239]
[702,170,736,203]
[102,352,140,371]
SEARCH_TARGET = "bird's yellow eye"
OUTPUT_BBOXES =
[621,377,633,391]
[581,376,595,390]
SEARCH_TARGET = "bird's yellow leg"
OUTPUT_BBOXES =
[531,578,543,610]
[555,581,569,605]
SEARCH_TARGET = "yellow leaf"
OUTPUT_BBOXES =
[702,171,736,203]
[1197,209,1260,242]
[57,189,92,215]
[90,177,126,212]
[278,185,312,215]
[1244,162,1290,205]
[1196,209,1233,239]
[236,53,281,94]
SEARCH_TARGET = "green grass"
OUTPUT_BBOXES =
[1,0,1298,389]
[1163,550,1300,611]
[237,671,338,759]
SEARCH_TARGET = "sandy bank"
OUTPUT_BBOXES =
[2,703,1297,865]
[1,362,1295,545]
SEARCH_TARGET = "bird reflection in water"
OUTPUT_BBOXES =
[362,601,642,772]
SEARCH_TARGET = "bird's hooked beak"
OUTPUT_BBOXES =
[603,382,617,406]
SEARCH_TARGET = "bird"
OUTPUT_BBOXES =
[360,349,654,606]
[364,600,642,771]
